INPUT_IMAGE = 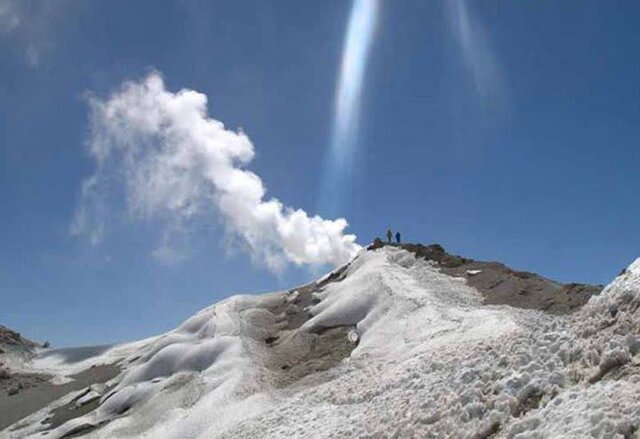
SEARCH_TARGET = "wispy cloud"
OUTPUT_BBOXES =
[445,0,508,109]
[0,0,20,32]
[72,72,362,272]
[0,0,62,67]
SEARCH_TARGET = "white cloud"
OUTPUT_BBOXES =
[445,0,508,109]
[72,72,362,271]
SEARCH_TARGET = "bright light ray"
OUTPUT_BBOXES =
[319,0,379,216]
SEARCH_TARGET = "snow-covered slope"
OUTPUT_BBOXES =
[4,247,640,438]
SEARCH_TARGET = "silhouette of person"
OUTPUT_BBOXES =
[386,229,393,243]
[395,232,401,244]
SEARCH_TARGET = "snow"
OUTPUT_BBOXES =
[5,249,640,438]
[27,340,155,384]
[301,247,521,359]
[75,389,102,408]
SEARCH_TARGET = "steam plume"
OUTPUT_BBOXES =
[72,72,362,271]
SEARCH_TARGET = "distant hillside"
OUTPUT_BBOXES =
[0,326,39,353]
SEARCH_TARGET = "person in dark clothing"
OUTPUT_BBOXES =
[395,232,401,244]
[386,229,393,243]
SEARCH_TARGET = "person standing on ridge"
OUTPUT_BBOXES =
[386,229,393,243]
[395,231,401,244]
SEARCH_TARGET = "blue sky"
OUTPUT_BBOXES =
[1,1,639,347]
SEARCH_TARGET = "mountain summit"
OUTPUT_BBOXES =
[2,244,639,438]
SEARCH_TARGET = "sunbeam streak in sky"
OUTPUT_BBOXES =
[318,0,379,216]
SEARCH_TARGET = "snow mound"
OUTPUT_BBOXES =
[6,251,640,438]
[302,247,522,358]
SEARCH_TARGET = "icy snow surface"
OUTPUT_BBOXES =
[6,248,640,438]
